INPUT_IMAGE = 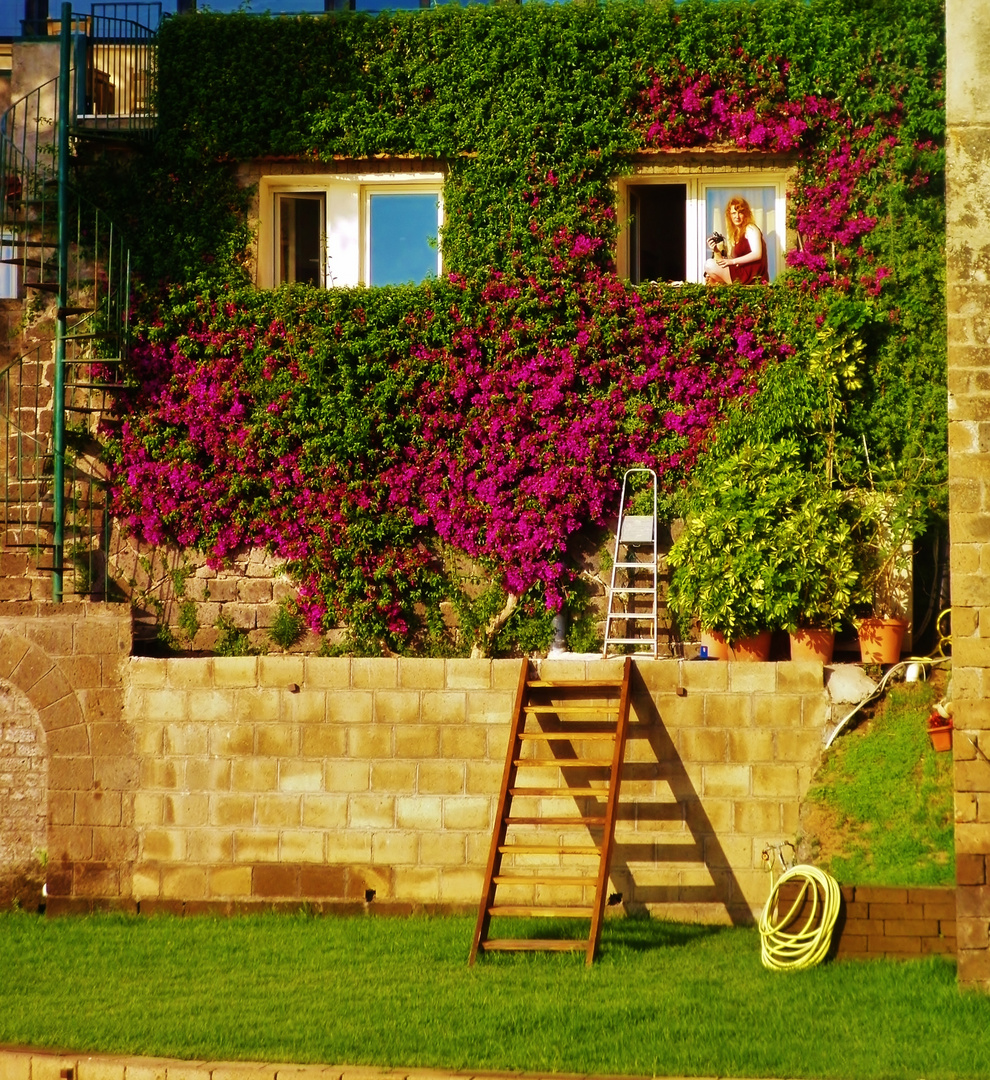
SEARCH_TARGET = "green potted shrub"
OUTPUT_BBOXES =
[668,439,865,661]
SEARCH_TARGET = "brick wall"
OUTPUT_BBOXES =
[778,881,956,958]
[123,655,827,923]
[946,0,990,991]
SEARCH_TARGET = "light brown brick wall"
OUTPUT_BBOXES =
[124,656,827,924]
[947,0,990,991]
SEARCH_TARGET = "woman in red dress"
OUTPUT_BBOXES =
[704,196,769,285]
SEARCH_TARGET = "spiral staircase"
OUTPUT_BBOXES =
[0,3,156,601]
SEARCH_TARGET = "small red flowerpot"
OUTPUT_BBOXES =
[927,722,952,753]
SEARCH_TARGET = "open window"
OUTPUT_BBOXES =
[617,171,788,285]
[259,173,443,289]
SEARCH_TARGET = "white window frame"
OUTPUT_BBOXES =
[616,170,789,285]
[258,173,444,289]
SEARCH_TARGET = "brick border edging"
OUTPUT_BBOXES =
[776,883,956,958]
[0,1048,653,1080]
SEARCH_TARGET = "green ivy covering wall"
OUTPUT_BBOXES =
[102,0,947,655]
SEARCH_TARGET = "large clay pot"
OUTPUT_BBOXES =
[699,629,730,660]
[728,630,773,662]
[857,617,908,664]
[789,628,835,664]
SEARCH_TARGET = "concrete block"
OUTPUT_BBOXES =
[300,725,348,757]
[232,830,281,863]
[326,760,370,792]
[326,691,373,725]
[421,691,469,726]
[752,764,800,798]
[678,728,727,762]
[210,793,256,828]
[163,793,209,828]
[396,795,443,830]
[259,656,305,687]
[705,695,752,727]
[465,761,505,796]
[32,1056,81,1080]
[279,830,326,863]
[392,866,441,902]
[326,831,373,863]
[419,832,467,867]
[283,691,327,725]
[184,831,234,864]
[444,659,492,690]
[374,690,422,725]
[161,866,207,900]
[680,661,729,692]
[303,657,352,689]
[185,759,232,793]
[0,1051,31,1080]
[164,723,210,757]
[351,658,398,690]
[165,660,213,689]
[465,691,515,724]
[75,791,122,827]
[232,689,280,724]
[136,690,188,724]
[278,764,323,799]
[207,865,253,898]
[255,724,299,757]
[732,799,783,834]
[727,664,776,694]
[418,760,466,795]
[393,725,441,759]
[256,794,302,828]
[371,831,419,865]
[347,726,394,759]
[439,866,485,902]
[397,658,446,690]
[776,661,826,693]
[369,761,418,793]
[301,793,348,829]
[702,764,751,799]
[631,659,681,692]
[140,828,186,862]
[213,657,260,688]
[231,759,279,793]
[348,793,396,829]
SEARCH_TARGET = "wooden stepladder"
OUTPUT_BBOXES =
[469,656,633,966]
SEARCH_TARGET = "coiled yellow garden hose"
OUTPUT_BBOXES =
[759,864,842,971]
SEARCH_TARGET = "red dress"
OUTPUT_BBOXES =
[729,228,769,284]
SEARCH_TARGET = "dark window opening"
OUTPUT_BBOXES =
[629,184,686,284]
[277,193,324,287]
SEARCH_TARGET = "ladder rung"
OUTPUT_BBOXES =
[513,759,613,768]
[614,562,656,569]
[0,257,43,267]
[510,787,607,797]
[506,816,606,826]
[488,906,595,919]
[498,845,599,855]
[604,638,658,646]
[518,732,615,741]
[480,940,588,952]
[25,281,59,292]
[522,704,613,712]
[493,875,597,886]
[526,679,623,689]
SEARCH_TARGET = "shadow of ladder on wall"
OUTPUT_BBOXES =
[469,655,633,966]
[603,468,659,659]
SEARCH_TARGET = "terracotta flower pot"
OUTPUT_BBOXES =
[728,630,772,662]
[927,722,952,753]
[699,629,730,660]
[857,617,908,665]
[789,628,835,664]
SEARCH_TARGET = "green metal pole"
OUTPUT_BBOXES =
[53,2,72,603]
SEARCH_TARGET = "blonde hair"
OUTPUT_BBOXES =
[725,197,756,247]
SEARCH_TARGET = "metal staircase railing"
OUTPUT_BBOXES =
[0,3,155,601]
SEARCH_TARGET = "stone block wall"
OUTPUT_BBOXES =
[123,655,828,924]
[947,0,990,991]
[0,602,133,910]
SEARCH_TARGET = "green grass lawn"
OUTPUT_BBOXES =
[803,670,955,885]
[1,910,989,1080]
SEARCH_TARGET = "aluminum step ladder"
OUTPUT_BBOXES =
[603,468,659,658]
